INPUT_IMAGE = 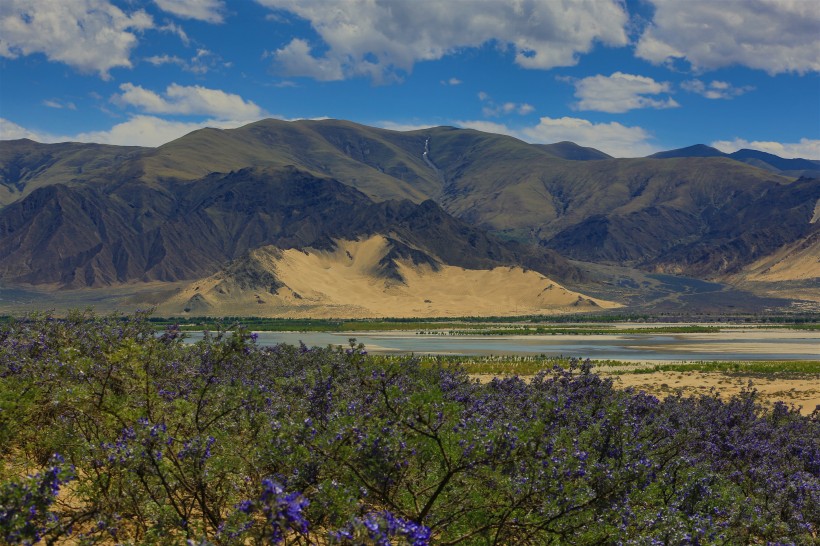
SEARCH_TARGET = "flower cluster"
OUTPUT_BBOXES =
[330,511,431,545]
[0,454,75,545]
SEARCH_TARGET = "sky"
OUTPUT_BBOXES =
[0,0,818,158]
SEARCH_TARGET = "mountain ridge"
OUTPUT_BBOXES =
[649,143,820,176]
[1,119,817,314]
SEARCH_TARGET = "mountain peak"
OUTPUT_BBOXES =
[537,141,611,160]
[649,144,725,159]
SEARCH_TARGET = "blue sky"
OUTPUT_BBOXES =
[1,0,818,158]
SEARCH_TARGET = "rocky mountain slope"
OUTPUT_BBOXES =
[0,165,577,288]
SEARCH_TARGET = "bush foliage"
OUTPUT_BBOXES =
[0,311,817,545]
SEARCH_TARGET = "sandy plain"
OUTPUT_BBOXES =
[605,371,820,416]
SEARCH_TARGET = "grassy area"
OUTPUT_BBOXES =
[145,316,819,334]
[634,360,820,376]
[395,354,820,377]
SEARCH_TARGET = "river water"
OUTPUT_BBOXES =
[183,329,820,361]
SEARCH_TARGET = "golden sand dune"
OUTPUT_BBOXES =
[159,236,619,318]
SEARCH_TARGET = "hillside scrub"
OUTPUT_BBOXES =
[0,312,817,545]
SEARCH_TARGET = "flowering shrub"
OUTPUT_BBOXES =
[0,455,75,545]
[0,311,817,544]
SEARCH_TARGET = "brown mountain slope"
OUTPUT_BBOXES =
[0,166,579,288]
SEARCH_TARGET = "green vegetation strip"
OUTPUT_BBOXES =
[400,354,820,376]
[144,316,818,333]
[6,314,817,332]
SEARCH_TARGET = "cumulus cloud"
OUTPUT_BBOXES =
[681,79,754,100]
[636,0,820,74]
[479,93,535,117]
[456,116,658,158]
[257,0,628,81]
[0,0,153,79]
[154,0,225,23]
[1,116,260,147]
[272,38,345,81]
[113,83,264,119]
[564,72,679,113]
[71,115,257,147]
[0,118,51,141]
[712,138,820,160]
[519,117,657,157]
[441,78,462,86]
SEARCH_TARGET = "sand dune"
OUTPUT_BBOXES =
[159,236,619,318]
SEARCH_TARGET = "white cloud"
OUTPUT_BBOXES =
[0,118,51,140]
[479,93,535,117]
[113,83,264,119]
[0,0,153,79]
[637,0,820,74]
[154,0,225,23]
[1,115,259,147]
[145,49,223,74]
[158,21,190,45]
[72,115,256,147]
[146,54,185,67]
[43,99,77,110]
[520,117,657,157]
[457,116,658,158]
[257,0,628,81]
[712,138,820,160]
[681,79,754,100]
[565,72,679,113]
[272,38,346,81]
[441,78,462,86]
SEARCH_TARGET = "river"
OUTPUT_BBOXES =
[182,328,820,361]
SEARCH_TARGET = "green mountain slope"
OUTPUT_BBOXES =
[0,139,145,206]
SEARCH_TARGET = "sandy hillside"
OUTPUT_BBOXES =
[159,236,620,318]
[733,230,820,283]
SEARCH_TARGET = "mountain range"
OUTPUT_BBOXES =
[1,119,818,316]
[649,144,820,177]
